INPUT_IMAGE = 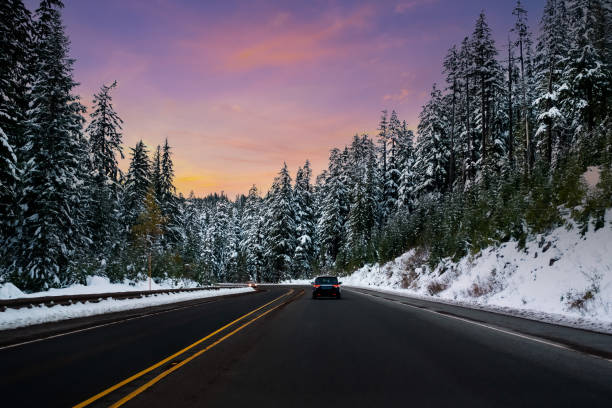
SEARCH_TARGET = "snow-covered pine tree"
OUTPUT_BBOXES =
[458,36,478,185]
[413,84,450,197]
[240,185,265,282]
[312,169,328,268]
[443,45,460,189]
[512,1,537,175]
[470,12,505,179]
[177,191,204,279]
[160,138,182,244]
[397,121,416,209]
[152,144,162,202]
[533,0,570,168]
[0,1,32,278]
[293,161,315,278]
[561,0,610,141]
[123,140,151,228]
[264,163,296,281]
[346,135,378,264]
[86,81,124,262]
[14,0,89,290]
[504,35,520,171]
[385,110,402,214]
[377,110,389,222]
[317,148,349,268]
[206,199,234,282]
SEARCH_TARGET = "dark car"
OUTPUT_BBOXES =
[311,276,342,299]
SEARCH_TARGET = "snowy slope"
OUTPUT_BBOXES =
[342,211,612,333]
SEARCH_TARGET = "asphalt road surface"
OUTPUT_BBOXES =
[1,286,611,407]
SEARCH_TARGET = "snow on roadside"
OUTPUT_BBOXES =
[0,275,200,300]
[342,211,612,334]
[0,287,255,330]
[276,279,312,285]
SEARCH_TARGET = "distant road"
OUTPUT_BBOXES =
[1,286,611,407]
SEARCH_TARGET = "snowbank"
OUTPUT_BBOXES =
[0,283,24,299]
[343,211,612,333]
[277,279,313,285]
[0,275,200,300]
[0,287,255,330]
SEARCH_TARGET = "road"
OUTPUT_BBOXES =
[1,286,611,407]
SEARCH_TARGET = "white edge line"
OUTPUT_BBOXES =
[0,297,224,351]
[347,288,612,364]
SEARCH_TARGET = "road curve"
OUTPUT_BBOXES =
[1,285,611,407]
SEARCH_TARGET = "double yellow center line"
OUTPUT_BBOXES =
[73,289,295,408]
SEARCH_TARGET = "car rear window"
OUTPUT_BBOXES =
[315,277,338,284]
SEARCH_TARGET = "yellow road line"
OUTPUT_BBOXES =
[73,289,293,408]
[110,291,300,407]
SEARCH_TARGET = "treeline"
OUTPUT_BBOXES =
[1,1,611,290]
[0,1,187,291]
[213,0,611,280]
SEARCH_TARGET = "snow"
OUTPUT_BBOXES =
[0,287,255,330]
[277,278,313,285]
[0,275,200,300]
[342,211,612,334]
[583,166,601,191]
[0,283,24,299]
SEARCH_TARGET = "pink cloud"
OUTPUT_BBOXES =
[383,88,412,102]
[178,5,376,73]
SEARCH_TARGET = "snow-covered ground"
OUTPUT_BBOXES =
[0,286,255,330]
[342,211,612,334]
[275,279,313,285]
[0,275,201,300]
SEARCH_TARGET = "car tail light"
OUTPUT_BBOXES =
[313,284,320,288]
[332,284,340,288]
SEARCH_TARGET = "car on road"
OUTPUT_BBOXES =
[311,276,342,299]
[246,281,258,288]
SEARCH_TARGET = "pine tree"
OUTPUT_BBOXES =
[471,12,504,178]
[13,0,89,290]
[152,144,162,201]
[265,163,296,281]
[512,1,536,175]
[458,36,478,185]
[178,192,204,279]
[385,110,402,213]
[240,185,265,281]
[534,0,569,168]
[159,139,181,243]
[317,149,349,267]
[124,140,151,228]
[293,161,315,278]
[0,2,32,263]
[561,0,610,137]
[86,81,124,260]
[398,122,416,209]
[414,84,450,196]
[346,135,378,264]
[443,45,460,188]
[131,186,165,282]
[377,110,390,221]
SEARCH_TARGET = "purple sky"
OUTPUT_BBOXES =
[30,0,544,196]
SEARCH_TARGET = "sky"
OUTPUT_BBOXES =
[28,0,544,197]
